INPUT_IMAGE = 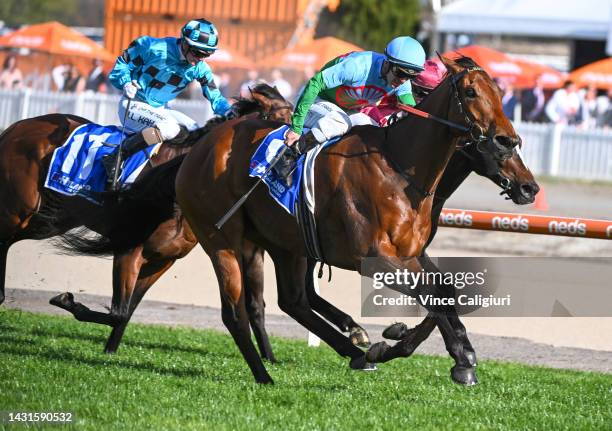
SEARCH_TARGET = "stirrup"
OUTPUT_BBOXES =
[102,152,123,188]
[273,147,299,185]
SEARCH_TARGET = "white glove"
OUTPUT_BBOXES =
[123,80,141,99]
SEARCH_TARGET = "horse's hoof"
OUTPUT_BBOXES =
[451,365,478,386]
[49,292,75,310]
[465,350,478,367]
[382,322,409,340]
[366,341,391,363]
[262,355,278,364]
[349,326,371,348]
[256,375,274,385]
[349,355,377,371]
[0,292,4,305]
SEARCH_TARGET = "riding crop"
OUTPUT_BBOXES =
[215,145,290,230]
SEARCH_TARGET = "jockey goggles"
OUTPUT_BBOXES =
[188,46,214,59]
[390,64,420,80]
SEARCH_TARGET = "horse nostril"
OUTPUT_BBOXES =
[520,182,539,198]
[495,135,520,148]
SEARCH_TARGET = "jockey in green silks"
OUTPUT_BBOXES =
[274,36,427,182]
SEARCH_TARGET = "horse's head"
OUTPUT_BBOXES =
[437,55,521,164]
[459,142,540,204]
[249,83,293,122]
[436,56,537,203]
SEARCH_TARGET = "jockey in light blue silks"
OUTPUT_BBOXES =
[274,36,427,181]
[104,18,235,179]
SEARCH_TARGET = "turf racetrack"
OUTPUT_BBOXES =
[1,310,610,430]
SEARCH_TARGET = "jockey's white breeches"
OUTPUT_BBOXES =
[304,98,378,143]
[118,97,199,140]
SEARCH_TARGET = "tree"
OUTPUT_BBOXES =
[317,0,422,51]
[0,0,104,28]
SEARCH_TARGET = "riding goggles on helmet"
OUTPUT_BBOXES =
[187,46,214,59]
[390,64,421,79]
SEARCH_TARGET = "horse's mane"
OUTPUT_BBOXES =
[164,83,287,148]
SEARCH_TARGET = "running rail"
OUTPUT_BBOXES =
[439,208,612,240]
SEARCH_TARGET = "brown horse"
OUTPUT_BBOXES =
[0,84,292,357]
[172,56,522,385]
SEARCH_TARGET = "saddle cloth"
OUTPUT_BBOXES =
[44,123,161,205]
[249,125,336,216]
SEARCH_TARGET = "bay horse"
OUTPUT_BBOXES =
[172,55,523,385]
[0,84,292,357]
[48,101,538,359]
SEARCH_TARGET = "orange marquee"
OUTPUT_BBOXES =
[568,57,612,90]
[256,37,363,72]
[513,58,566,89]
[0,21,116,62]
[441,45,532,88]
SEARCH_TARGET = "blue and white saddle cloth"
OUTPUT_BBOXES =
[249,125,336,216]
[44,123,161,205]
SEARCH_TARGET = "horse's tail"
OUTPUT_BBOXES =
[54,155,186,256]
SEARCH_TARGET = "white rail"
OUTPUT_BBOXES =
[0,89,611,181]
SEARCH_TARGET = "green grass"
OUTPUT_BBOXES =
[1,310,611,430]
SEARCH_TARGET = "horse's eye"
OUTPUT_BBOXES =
[465,88,477,98]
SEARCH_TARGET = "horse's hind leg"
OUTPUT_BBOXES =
[304,259,370,347]
[212,247,273,384]
[49,247,144,350]
[242,241,276,363]
[104,258,175,353]
[0,241,10,305]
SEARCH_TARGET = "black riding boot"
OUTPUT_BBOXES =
[102,132,149,181]
[273,131,319,185]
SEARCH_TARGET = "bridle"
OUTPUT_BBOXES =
[394,64,516,197]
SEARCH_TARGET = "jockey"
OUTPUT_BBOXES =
[105,18,234,179]
[274,36,426,181]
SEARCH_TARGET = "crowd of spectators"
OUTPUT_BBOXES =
[499,77,612,129]
[1,50,610,129]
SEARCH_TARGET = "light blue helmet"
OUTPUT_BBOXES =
[181,19,219,52]
[384,36,426,73]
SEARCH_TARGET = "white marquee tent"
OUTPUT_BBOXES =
[438,0,611,45]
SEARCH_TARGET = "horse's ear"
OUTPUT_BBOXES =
[437,52,462,74]
[250,89,273,111]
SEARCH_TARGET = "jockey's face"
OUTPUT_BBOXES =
[181,40,212,66]
[383,61,418,88]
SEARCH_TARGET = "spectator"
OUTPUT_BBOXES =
[578,85,601,128]
[270,69,293,100]
[240,69,263,98]
[545,80,581,125]
[217,72,231,97]
[521,75,547,122]
[500,80,518,121]
[84,59,107,93]
[52,63,85,92]
[0,54,24,89]
[596,88,612,128]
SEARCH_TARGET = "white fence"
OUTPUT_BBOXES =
[0,88,213,133]
[516,122,612,181]
[0,89,611,181]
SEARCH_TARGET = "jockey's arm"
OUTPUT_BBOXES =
[290,72,327,135]
[108,36,150,91]
[198,69,232,116]
[396,81,417,107]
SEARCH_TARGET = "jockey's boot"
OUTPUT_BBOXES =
[102,127,163,183]
[274,131,319,185]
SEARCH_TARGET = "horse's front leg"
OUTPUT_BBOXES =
[362,254,478,385]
